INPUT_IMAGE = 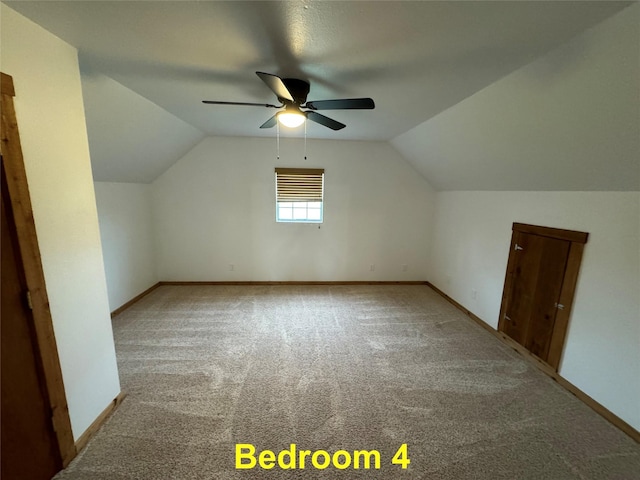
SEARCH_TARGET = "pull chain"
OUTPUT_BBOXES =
[304,120,307,160]
[276,121,280,159]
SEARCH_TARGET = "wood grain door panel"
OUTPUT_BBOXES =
[499,223,587,370]
[526,236,569,360]
[1,162,62,480]
[503,231,544,346]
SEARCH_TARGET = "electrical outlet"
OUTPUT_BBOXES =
[370,264,375,272]
[402,264,408,272]
[471,289,477,300]
[229,264,235,271]
[446,275,452,285]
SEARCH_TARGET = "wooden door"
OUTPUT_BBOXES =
[1,159,62,479]
[498,223,588,370]
[501,231,569,361]
[1,71,75,476]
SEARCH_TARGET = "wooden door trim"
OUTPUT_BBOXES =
[1,73,15,96]
[513,222,588,244]
[499,222,588,371]
[1,72,76,466]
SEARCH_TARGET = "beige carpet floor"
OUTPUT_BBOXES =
[56,285,640,479]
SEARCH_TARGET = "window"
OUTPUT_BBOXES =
[275,168,324,223]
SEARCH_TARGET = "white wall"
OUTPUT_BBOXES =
[94,182,158,311]
[400,2,640,431]
[1,5,121,440]
[152,136,435,281]
[392,3,639,191]
[430,192,640,431]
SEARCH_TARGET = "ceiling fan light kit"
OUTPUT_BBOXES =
[277,107,306,128]
[203,71,375,131]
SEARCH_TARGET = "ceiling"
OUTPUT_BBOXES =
[6,1,636,188]
[6,1,632,143]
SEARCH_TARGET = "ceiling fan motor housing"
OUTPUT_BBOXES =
[281,78,310,105]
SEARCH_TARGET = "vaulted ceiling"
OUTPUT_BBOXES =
[5,1,637,187]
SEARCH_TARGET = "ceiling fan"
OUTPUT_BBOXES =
[203,71,375,131]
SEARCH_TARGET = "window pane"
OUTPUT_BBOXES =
[307,208,321,220]
[276,200,323,223]
[278,205,293,219]
[293,207,307,219]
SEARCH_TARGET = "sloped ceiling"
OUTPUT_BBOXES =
[4,1,636,187]
[81,72,205,183]
[392,3,640,191]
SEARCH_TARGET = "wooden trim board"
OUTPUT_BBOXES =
[111,282,429,317]
[513,222,588,244]
[159,281,429,286]
[74,393,126,454]
[2,72,76,466]
[1,72,15,97]
[426,282,640,443]
[111,282,161,317]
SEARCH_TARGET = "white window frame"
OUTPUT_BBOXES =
[275,168,324,223]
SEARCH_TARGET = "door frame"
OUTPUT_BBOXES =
[1,72,76,466]
[498,222,588,371]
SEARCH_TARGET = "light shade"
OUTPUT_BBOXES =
[277,111,306,128]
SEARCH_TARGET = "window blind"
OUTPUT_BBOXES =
[275,168,324,203]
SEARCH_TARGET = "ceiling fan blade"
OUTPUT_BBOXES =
[306,111,346,131]
[260,114,278,129]
[256,72,294,103]
[305,98,375,110]
[202,100,281,108]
